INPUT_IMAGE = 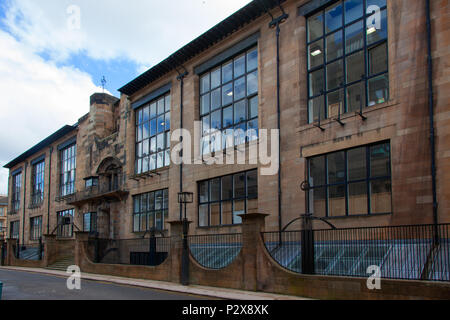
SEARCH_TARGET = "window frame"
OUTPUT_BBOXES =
[56,209,74,238]
[11,172,22,212]
[10,220,20,239]
[83,212,97,233]
[132,189,169,233]
[135,93,171,175]
[307,141,392,217]
[199,47,259,155]
[306,0,389,123]
[59,143,77,197]
[30,216,42,241]
[197,169,258,228]
[31,160,45,206]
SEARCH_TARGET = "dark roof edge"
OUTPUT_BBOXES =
[3,125,78,169]
[119,0,284,96]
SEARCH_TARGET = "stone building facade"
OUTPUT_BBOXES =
[4,0,449,245]
[0,196,7,240]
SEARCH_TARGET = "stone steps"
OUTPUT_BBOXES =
[46,256,75,271]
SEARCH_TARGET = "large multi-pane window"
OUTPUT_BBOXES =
[60,144,76,196]
[135,94,171,174]
[31,160,45,205]
[30,216,42,241]
[308,142,391,217]
[133,189,169,232]
[200,47,259,155]
[307,0,388,123]
[198,169,257,227]
[57,209,74,238]
[83,212,97,233]
[10,221,19,239]
[11,172,22,212]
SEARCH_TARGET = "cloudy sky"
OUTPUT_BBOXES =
[0,0,252,195]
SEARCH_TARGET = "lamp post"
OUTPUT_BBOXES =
[178,192,193,286]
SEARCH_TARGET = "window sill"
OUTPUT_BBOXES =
[319,212,392,221]
[196,224,242,230]
[297,99,400,134]
[28,203,44,210]
[130,166,171,181]
[197,139,260,162]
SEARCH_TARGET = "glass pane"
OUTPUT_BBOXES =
[234,100,246,124]
[202,115,210,135]
[211,68,221,89]
[210,203,220,226]
[348,147,367,180]
[247,71,258,95]
[369,42,388,75]
[157,133,164,151]
[326,31,343,62]
[157,152,164,169]
[199,181,209,203]
[247,119,258,142]
[368,74,388,106]
[234,122,246,146]
[234,77,246,101]
[222,83,233,106]
[165,95,171,112]
[370,143,390,177]
[222,175,233,200]
[233,200,245,224]
[344,0,363,24]
[157,98,165,115]
[346,81,366,112]
[367,9,387,45]
[234,172,246,198]
[150,103,157,118]
[247,48,258,72]
[347,50,365,83]
[308,96,325,123]
[329,185,346,217]
[165,112,170,131]
[328,151,345,184]
[234,54,246,78]
[327,60,344,90]
[308,39,324,69]
[148,192,155,211]
[150,154,156,170]
[310,187,326,217]
[222,61,233,83]
[210,178,221,202]
[157,116,165,133]
[163,190,168,209]
[223,106,233,128]
[134,196,140,213]
[165,150,170,167]
[143,106,149,123]
[308,11,324,42]
[222,201,233,225]
[133,214,140,232]
[249,96,258,119]
[370,179,392,213]
[325,2,343,33]
[247,170,257,198]
[345,20,364,53]
[150,137,156,153]
[155,190,163,209]
[222,129,234,150]
[309,69,324,97]
[199,204,209,227]
[309,156,326,187]
[150,119,156,136]
[211,132,221,153]
[200,74,210,94]
[137,109,143,125]
[143,122,149,139]
[349,182,368,215]
[211,88,221,111]
[327,89,344,119]
[211,110,221,131]
[148,211,154,229]
[201,136,210,155]
[200,93,210,115]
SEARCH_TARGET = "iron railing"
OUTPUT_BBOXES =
[262,224,450,282]
[188,233,242,269]
[86,237,170,266]
[13,240,43,261]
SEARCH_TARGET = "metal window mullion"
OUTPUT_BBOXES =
[325,155,329,217]
[366,145,371,215]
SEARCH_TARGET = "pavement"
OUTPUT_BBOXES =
[0,266,310,300]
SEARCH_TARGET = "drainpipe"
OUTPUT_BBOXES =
[47,147,53,235]
[268,4,288,234]
[177,69,188,221]
[425,0,438,244]
[22,162,27,245]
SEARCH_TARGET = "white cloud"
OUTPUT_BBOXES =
[0,30,104,194]
[3,0,253,66]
